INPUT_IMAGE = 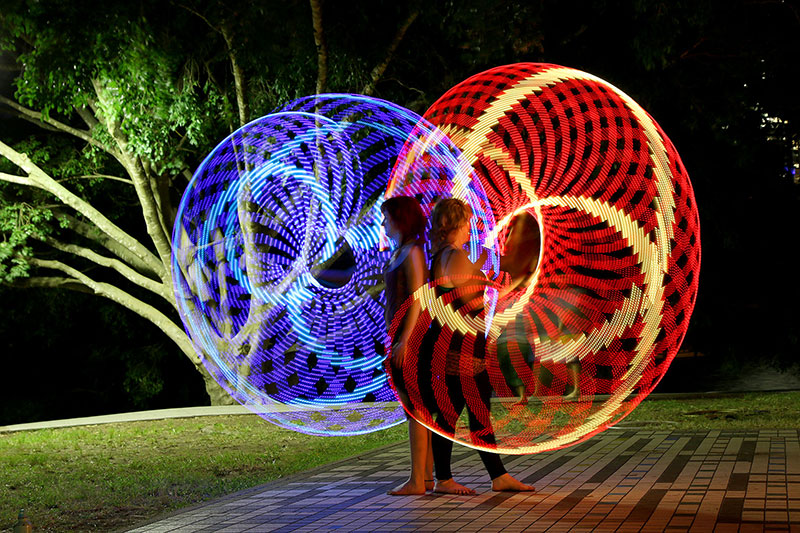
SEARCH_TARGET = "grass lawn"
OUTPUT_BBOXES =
[0,416,407,532]
[617,390,800,430]
[2,391,799,532]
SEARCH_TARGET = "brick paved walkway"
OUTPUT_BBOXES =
[127,429,800,532]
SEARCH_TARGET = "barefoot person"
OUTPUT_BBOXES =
[423,198,535,494]
[382,196,434,495]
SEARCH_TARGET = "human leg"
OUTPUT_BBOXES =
[496,330,524,400]
[425,430,434,490]
[431,430,476,494]
[564,360,580,400]
[491,473,536,492]
[430,374,475,495]
[468,370,535,492]
[388,389,431,495]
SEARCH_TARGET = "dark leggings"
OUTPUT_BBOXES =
[431,371,507,481]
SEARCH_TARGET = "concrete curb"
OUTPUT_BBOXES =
[2,388,797,433]
[0,405,252,433]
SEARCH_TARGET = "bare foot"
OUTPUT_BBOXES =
[387,479,427,495]
[512,396,529,408]
[491,473,535,492]
[434,478,476,495]
[425,479,434,491]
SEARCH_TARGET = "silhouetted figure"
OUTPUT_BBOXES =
[382,196,434,495]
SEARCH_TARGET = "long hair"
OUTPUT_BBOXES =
[381,195,426,244]
[429,197,471,250]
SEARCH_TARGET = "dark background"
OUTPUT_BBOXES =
[1,0,798,426]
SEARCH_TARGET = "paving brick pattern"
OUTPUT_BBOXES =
[127,429,800,532]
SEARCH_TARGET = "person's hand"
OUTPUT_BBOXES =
[391,339,407,369]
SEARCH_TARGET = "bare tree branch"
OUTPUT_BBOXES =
[310,0,328,94]
[0,139,165,278]
[177,3,248,127]
[40,257,202,365]
[11,276,95,293]
[744,0,800,24]
[201,58,234,132]
[89,81,174,279]
[3,111,62,133]
[28,257,200,365]
[10,270,232,405]
[41,236,172,305]
[0,172,42,188]
[0,95,115,156]
[85,97,102,118]
[679,37,708,60]
[175,131,190,153]
[176,2,214,29]
[141,157,174,249]
[56,174,135,186]
[221,24,249,127]
[362,9,419,96]
[76,105,101,131]
[53,211,160,278]
[120,155,174,276]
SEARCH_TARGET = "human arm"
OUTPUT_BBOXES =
[309,247,356,288]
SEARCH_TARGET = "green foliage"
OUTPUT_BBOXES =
[3,0,104,115]
[10,135,101,186]
[0,197,48,282]
[90,23,227,173]
[0,0,390,292]
[3,1,234,170]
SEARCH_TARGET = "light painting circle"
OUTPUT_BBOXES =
[171,94,491,435]
[386,63,701,454]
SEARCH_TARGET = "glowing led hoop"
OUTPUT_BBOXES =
[172,94,491,435]
[387,63,701,454]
